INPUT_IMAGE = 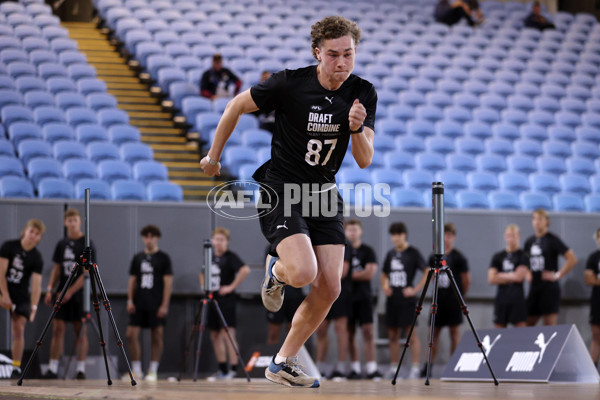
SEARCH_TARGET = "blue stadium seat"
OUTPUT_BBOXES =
[38,62,67,80]
[66,107,98,127]
[560,173,591,195]
[241,129,272,149]
[455,137,484,155]
[384,151,415,170]
[388,105,415,120]
[548,125,575,143]
[195,112,222,141]
[492,122,520,140]
[338,168,372,185]
[508,95,534,112]
[33,106,64,125]
[585,194,600,213]
[0,155,25,178]
[447,153,477,172]
[107,125,139,145]
[56,92,86,110]
[46,77,77,94]
[76,124,108,145]
[403,169,433,190]
[28,158,62,188]
[391,188,425,208]
[537,156,567,175]
[77,78,107,96]
[507,155,537,174]
[24,90,54,109]
[98,160,132,184]
[40,122,74,144]
[571,142,599,160]
[120,142,153,164]
[480,93,507,110]
[53,140,85,162]
[475,153,505,173]
[372,135,396,153]
[566,156,595,175]
[485,138,513,156]
[38,177,73,199]
[435,170,468,191]
[555,111,580,128]
[576,126,600,144]
[530,173,561,194]
[8,62,37,78]
[514,139,543,157]
[372,169,403,190]
[0,141,15,157]
[17,139,52,165]
[407,120,435,138]
[85,93,117,111]
[499,172,530,192]
[75,178,111,200]
[416,152,446,172]
[468,171,499,191]
[63,159,96,182]
[425,136,454,154]
[0,176,34,198]
[520,191,552,210]
[97,109,129,128]
[489,190,521,210]
[87,142,119,163]
[553,193,584,212]
[2,106,34,129]
[464,121,491,140]
[7,122,42,146]
[147,181,183,202]
[543,140,571,158]
[111,179,146,201]
[456,190,489,209]
[133,160,168,184]
[376,119,405,137]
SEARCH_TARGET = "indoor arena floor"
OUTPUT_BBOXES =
[2,379,600,400]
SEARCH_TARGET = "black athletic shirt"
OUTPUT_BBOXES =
[586,250,600,307]
[489,249,530,299]
[251,65,377,186]
[428,249,469,295]
[209,250,244,296]
[52,236,94,296]
[0,239,43,297]
[346,243,377,300]
[129,250,172,310]
[383,246,426,300]
[523,232,569,285]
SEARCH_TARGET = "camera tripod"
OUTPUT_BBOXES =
[178,240,250,382]
[391,183,498,386]
[18,189,136,386]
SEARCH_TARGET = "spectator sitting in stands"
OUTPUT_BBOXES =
[200,54,242,100]
[251,71,275,133]
[524,1,555,31]
[434,0,483,27]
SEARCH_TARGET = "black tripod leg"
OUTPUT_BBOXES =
[212,298,251,382]
[192,299,209,382]
[178,302,203,381]
[18,263,80,386]
[445,270,499,386]
[90,264,136,386]
[88,267,112,385]
[424,269,441,386]
[392,268,434,385]
[87,315,119,373]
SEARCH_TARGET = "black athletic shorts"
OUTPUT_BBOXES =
[349,297,374,326]
[527,282,560,317]
[8,288,30,319]
[129,307,165,329]
[267,290,304,324]
[386,296,417,328]
[433,291,463,327]
[590,296,600,325]
[257,183,346,255]
[493,295,527,326]
[326,288,351,320]
[208,294,236,331]
[56,294,83,322]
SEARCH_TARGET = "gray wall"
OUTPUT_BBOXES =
[0,199,598,374]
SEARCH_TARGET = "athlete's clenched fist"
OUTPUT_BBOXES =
[348,98,366,132]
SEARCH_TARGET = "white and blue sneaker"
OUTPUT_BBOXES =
[265,356,320,388]
[261,255,285,312]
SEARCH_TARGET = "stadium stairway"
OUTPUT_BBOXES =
[61,21,216,201]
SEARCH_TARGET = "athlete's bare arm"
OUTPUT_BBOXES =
[201,90,259,177]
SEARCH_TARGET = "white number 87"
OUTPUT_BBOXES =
[305,138,337,166]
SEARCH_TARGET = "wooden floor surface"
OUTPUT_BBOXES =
[1,379,600,400]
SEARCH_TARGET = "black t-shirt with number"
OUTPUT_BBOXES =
[383,246,426,300]
[129,250,172,310]
[585,250,600,305]
[209,250,244,297]
[52,236,95,298]
[428,249,469,297]
[346,243,377,301]
[524,232,569,286]
[1,239,43,298]
[489,249,530,300]
[251,65,377,186]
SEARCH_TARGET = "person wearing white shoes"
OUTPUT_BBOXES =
[125,225,173,382]
[201,15,376,388]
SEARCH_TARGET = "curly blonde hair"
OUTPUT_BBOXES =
[310,16,361,60]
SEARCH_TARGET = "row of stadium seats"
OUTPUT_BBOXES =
[0,176,182,201]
